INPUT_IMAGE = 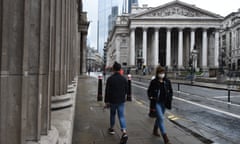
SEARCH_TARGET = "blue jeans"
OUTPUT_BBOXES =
[154,102,166,134]
[110,103,127,131]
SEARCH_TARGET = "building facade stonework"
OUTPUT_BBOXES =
[0,0,88,144]
[106,0,234,72]
[220,9,240,71]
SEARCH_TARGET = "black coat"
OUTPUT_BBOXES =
[147,77,173,109]
[104,72,128,104]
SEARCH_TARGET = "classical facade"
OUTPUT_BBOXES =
[106,0,224,71]
[106,15,130,67]
[0,0,88,144]
[220,9,240,70]
[87,46,103,71]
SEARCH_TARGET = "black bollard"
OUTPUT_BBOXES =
[97,74,103,101]
[127,74,132,101]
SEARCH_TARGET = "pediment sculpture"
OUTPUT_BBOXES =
[146,6,208,18]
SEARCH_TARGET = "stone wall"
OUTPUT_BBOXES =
[0,0,87,144]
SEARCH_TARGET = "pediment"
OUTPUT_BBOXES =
[133,1,223,19]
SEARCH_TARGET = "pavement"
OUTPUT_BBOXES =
[71,75,206,144]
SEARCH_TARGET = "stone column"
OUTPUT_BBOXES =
[23,0,43,141]
[178,28,183,68]
[142,28,147,65]
[116,37,120,62]
[60,0,66,95]
[153,28,159,66]
[129,28,135,66]
[215,30,219,67]
[191,28,195,52]
[166,28,171,67]
[54,0,62,96]
[39,0,51,135]
[79,10,89,75]
[202,28,208,68]
[82,33,87,73]
[1,1,26,143]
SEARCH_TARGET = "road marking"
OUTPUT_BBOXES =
[176,91,190,96]
[133,82,240,119]
[174,96,240,119]
[176,91,240,107]
[132,83,148,90]
[214,95,240,99]
[168,115,179,120]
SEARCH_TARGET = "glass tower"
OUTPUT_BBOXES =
[128,0,139,13]
[97,0,124,55]
[97,0,138,55]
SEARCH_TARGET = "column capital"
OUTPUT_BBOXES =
[166,27,172,32]
[178,27,184,31]
[142,27,148,31]
[130,27,136,31]
[202,27,208,31]
[178,27,184,32]
[154,27,160,31]
[191,28,196,31]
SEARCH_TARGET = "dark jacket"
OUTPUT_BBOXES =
[147,77,173,109]
[104,72,128,104]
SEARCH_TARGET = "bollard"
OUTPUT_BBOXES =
[97,74,103,101]
[127,74,132,101]
[228,89,231,103]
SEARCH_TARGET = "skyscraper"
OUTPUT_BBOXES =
[97,0,119,54]
[97,0,138,55]
[128,0,138,13]
[97,0,124,55]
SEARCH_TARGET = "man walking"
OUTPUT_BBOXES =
[104,61,128,144]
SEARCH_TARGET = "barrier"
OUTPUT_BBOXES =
[127,74,132,101]
[97,74,103,101]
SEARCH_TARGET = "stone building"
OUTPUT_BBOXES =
[0,0,88,144]
[220,9,240,70]
[106,0,224,72]
[86,46,103,72]
[106,15,130,67]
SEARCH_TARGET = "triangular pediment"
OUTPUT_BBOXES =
[133,0,223,19]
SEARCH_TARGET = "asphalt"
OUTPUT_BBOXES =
[72,75,206,144]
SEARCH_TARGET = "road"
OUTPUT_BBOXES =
[131,77,240,144]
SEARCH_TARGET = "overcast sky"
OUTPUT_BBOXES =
[83,0,240,49]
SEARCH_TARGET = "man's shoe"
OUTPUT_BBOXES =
[108,128,115,135]
[120,133,128,144]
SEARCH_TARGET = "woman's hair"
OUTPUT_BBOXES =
[155,65,165,76]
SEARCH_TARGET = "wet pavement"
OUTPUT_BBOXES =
[131,75,240,144]
[72,75,205,144]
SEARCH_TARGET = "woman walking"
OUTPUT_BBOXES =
[147,65,173,144]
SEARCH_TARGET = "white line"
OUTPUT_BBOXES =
[176,91,240,107]
[214,96,240,99]
[132,80,149,86]
[176,91,190,96]
[132,83,148,90]
[174,96,240,119]
[133,83,240,118]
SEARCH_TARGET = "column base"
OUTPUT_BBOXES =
[26,127,59,144]
[201,66,209,77]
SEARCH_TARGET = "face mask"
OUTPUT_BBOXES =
[158,73,165,78]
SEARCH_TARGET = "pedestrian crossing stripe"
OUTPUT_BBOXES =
[168,115,179,121]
